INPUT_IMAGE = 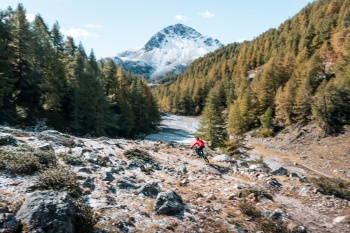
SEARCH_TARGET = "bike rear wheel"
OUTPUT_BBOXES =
[199,150,209,163]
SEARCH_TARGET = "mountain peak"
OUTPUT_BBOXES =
[114,24,224,80]
[144,24,201,52]
[163,24,200,37]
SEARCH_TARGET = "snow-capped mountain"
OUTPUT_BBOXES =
[114,24,224,81]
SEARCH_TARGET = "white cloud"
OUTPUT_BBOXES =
[62,27,99,39]
[175,15,188,21]
[26,14,35,22]
[236,38,247,43]
[199,11,215,19]
[84,24,102,28]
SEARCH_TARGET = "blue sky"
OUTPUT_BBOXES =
[0,0,314,59]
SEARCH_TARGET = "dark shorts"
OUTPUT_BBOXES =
[196,146,205,155]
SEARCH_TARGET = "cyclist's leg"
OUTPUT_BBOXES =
[199,147,203,156]
[195,147,200,156]
[200,147,209,163]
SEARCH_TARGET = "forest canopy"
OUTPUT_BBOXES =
[0,4,161,138]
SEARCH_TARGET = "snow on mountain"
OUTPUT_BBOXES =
[113,24,224,81]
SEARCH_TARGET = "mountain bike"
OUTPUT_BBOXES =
[193,146,209,163]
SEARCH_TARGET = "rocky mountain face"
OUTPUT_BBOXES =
[113,24,223,81]
[0,124,350,233]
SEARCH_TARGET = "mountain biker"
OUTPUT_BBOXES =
[190,137,205,157]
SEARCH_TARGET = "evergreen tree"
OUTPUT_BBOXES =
[196,86,228,149]
[32,15,66,113]
[9,3,36,121]
[0,8,16,122]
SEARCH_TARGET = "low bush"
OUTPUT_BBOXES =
[309,176,350,201]
[0,146,57,175]
[123,148,153,162]
[238,201,261,219]
[238,187,274,201]
[35,167,82,198]
[59,153,84,166]
[258,217,295,233]
[225,138,242,157]
[0,152,40,175]
[238,201,298,233]
[257,127,275,138]
[75,198,100,233]
[33,149,57,168]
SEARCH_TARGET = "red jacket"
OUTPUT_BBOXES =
[191,139,205,148]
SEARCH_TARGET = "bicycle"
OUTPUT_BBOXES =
[193,146,209,163]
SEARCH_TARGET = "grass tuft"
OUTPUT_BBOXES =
[309,176,350,201]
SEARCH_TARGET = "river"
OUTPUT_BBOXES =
[145,114,200,145]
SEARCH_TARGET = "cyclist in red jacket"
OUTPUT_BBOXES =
[190,137,205,157]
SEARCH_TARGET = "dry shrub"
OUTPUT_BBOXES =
[309,176,350,201]
[59,153,84,166]
[35,166,82,198]
[258,217,295,233]
[0,146,57,175]
[238,201,298,233]
[0,152,40,175]
[225,138,242,157]
[123,148,153,162]
[258,128,275,138]
[238,201,261,219]
[33,149,57,168]
[238,187,274,201]
[75,198,100,233]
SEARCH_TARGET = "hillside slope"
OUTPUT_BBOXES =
[0,125,349,232]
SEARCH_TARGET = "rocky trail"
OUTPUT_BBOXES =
[0,119,349,233]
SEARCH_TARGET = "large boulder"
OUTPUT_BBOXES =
[0,213,20,233]
[137,182,162,198]
[37,130,75,147]
[16,191,77,233]
[154,191,184,215]
[271,167,289,176]
[0,133,18,146]
[116,175,143,189]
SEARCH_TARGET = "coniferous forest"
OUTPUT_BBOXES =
[0,4,161,138]
[153,0,350,143]
[2,0,350,143]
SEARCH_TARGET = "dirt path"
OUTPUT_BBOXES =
[275,194,350,233]
[245,130,350,233]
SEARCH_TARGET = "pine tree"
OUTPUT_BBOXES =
[196,86,228,149]
[0,8,16,122]
[9,3,36,120]
[32,15,66,113]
